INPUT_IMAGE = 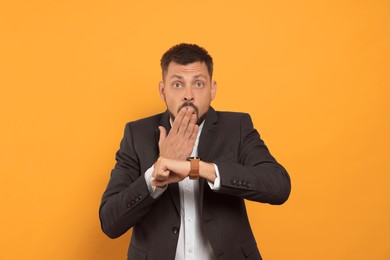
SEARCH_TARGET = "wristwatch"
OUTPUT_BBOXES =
[187,157,200,180]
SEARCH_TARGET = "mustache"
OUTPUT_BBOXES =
[177,102,199,115]
[168,102,202,125]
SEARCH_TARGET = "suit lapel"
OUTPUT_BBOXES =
[198,107,218,161]
[198,107,218,211]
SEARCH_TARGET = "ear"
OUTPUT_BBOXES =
[158,81,165,102]
[211,80,217,101]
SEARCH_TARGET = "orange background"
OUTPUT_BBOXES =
[1,1,389,259]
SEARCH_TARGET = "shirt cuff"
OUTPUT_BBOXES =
[207,163,221,191]
[144,165,167,199]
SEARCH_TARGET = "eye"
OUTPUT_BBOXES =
[194,81,204,88]
[172,82,183,88]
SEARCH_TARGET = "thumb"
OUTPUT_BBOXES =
[158,126,167,146]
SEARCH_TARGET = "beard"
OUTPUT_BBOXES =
[168,102,206,125]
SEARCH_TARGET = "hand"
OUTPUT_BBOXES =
[158,106,199,160]
[151,157,190,187]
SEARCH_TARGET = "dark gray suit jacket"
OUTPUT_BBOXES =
[99,107,291,260]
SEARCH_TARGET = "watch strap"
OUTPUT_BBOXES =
[187,157,200,180]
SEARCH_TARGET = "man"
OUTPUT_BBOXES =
[99,43,291,260]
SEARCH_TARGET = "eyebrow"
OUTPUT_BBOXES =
[168,74,208,80]
[193,74,207,80]
[169,74,184,80]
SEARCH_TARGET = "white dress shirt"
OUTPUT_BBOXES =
[144,122,220,260]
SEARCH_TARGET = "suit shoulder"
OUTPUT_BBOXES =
[126,113,163,128]
[215,110,250,121]
[123,113,164,137]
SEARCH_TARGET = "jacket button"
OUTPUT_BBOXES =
[127,203,131,208]
[246,183,251,188]
[231,179,237,185]
[130,200,136,205]
[138,194,143,199]
[172,227,179,234]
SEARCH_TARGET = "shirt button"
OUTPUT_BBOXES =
[172,227,179,234]
[187,217,192,222]
[188,248,193,253]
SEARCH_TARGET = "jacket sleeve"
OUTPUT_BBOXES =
[99,123,157,238]
[215,114,291,205]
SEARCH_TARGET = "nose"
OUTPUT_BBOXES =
[183,87,194,102]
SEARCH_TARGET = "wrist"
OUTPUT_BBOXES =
[199,161,216,183]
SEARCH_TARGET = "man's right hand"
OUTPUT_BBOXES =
[158,106,199,160]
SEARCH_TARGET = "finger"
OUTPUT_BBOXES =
[151,177,162,186]
[170,107,187,135]
[188,124,199,146]
[151,171,171,185]
[177,107,194,136]
[152,163,168,178]
[152,179,170,187]
[184,113,197,139]
[156,169,170,180]
[158,126,167,147]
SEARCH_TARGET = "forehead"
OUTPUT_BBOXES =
[165,61,210,81]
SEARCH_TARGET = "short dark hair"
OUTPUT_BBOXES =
[160,43,214,80]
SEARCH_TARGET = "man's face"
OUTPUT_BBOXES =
[159,61,217,122]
